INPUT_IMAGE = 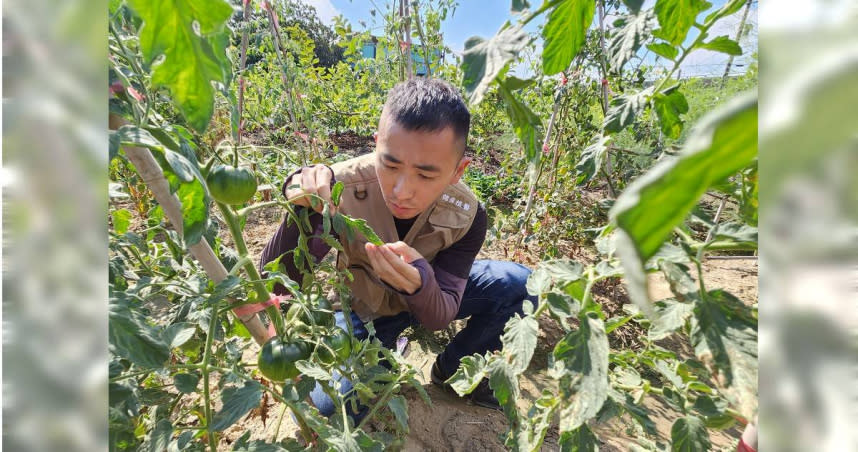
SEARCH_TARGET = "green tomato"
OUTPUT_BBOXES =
[257,336,311,381]
[206,165,257,205]
[316,328,352,364]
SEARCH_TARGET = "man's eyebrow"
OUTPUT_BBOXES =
[381,152,441,173]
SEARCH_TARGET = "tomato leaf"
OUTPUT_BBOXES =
[127,0,233,132]
[501,314,539,374]
[511,0,530,13]
[696,35,743,55]
[553,313,609,432]
[670,415,711,451]
[690,290,757,419]
[162,323,197,348]
[542,0,596,75]
[488,358,520,422]
[558,424,599,452]
[334,213,384,245]
[604,87,654,134]
[331,180,344,207]
[109,300,171,369]
[173,372,200,394]
[703,0,747,25]
[149,419,173,452]
[176,178,208,246]
[387,395,409,432]
[211,381,263,431]
[448,353,489,396]
[608,10,656,70]
[112,208,132,235]
[575,135,611,185]
[653,0,710,46]
[461,23,530,104]
[653,88,690,140]
[610,92,757,261]
[498,77,543,162]
[647,42,679,60]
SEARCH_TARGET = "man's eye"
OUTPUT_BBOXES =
[419,174,435,180]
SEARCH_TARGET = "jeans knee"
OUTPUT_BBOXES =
[496,261,535,313]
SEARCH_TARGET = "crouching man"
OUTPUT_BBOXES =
[259,77,534,415]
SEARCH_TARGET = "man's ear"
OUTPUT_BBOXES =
[449,156,471,185]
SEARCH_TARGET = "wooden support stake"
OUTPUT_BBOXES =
[111,114,271,346]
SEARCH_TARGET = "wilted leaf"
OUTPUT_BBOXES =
[211,381,263,431]
[462,24,530,104]
[670,415,710,451]
[542,0,596,75]
[501,314,539,374]
[554,313,609,432]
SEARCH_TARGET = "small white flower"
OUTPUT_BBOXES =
[463,203,471,211]
[442,194,450,202]
[455,200,463,207]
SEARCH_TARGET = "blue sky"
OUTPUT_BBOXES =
[303,0,757,78]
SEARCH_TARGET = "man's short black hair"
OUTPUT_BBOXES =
[380,78,470,147]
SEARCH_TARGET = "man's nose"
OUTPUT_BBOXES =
[392,175,413,200]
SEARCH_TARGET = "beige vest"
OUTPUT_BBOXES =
[330,153,479,321]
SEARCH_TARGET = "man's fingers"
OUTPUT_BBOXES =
[365,244,410,291]
[385,241,422,263]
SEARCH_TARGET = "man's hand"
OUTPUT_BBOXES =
[284,164,335,213]
[364,241,424,294]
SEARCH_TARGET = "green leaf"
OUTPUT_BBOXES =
[161,323,196,348]
[110,130,121,162]
[333,213,384,245]
[544,292,581,319]
[712,222,757,249]
[607,10,655,70]
[117,124,166,151]
[542,0,596,75]
[604,87,653,133]
[696,35,742,55]
[461,24,530,104]
[211,381,263,431]
[610,92,757,261]
[670,415,710,451]
[505,76,536,91]
[659,261,697,301]
[295,361,332,382]
[558,424,599,452]
[149,419,173,452]
[575,135,611,184]
[173,372,200,394]
[653,88,689,139]
[690,290,757,419]
[498,77,543,162]
[488,358,520,422]
[109,301,170,369]
[163,150,196,183]
[691,395,734,428]
[511,0,530,13]
[653,0,710,46]
[448,353,489,396]
[387,395,409,432]
[501,314,539,374]
[232,431,290,451]
[176,178,208,246]
[112,208,132,235]
[703,0,746,25]
[127,0,233,132]
[526,266,552,297]
[331,181,344,207]
[553,313,609,433]
[647,42,679,60]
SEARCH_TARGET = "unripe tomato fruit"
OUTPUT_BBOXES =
[257,336,311,381]
[316,328,352,364]
[206,165,257,205]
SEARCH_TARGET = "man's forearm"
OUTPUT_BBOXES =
[401,260,466,330]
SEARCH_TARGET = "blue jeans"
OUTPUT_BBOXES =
[309,260,534,418]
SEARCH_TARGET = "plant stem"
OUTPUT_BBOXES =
[216,201,285,336]
[201,303,220,452]
[357,375,403,431]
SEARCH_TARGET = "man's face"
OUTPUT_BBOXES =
[374,118,470,219]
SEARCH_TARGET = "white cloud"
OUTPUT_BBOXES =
[299,0,340,25]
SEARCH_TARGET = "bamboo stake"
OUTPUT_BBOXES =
[110,114,270,345]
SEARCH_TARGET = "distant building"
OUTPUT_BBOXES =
[359,36,443,76]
